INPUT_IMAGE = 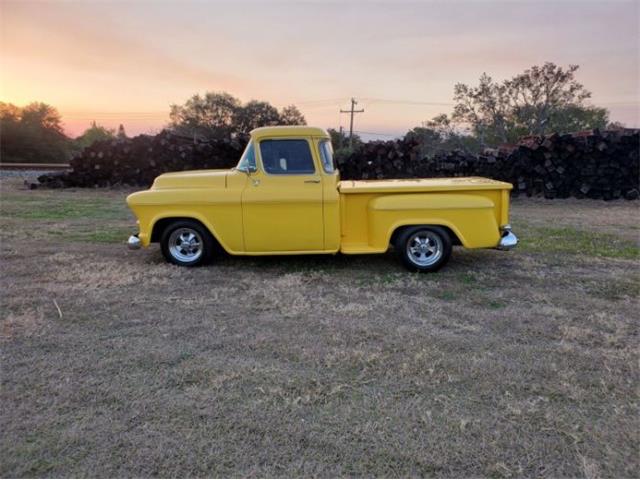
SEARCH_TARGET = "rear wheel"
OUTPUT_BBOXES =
[395,226,452,272]
[160,220,214,267]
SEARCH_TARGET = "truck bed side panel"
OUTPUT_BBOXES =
[340,190,505,253]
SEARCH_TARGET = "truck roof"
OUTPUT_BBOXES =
[250,126,330,139]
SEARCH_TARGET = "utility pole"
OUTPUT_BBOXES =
[340,98,364,147]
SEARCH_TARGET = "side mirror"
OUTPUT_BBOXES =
[237,164,257,174]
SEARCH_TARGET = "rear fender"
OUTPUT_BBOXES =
[368,193,501,249]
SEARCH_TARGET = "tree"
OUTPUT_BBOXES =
[233,100,281,133]
[406,114,482,156]
[328,128,361,151]
[549,105,609,134]
[116,124,128,140]
[606,121,626,131]
[169,92,241,140]
[0,101,70,163]
[74,121,115,150]
[20,102,66,136]
[279,105,306,125]
[450,63,609,145]
[452,73,515,145]
[0,102,25,162]
[0,102,21,123]
[328,128,363,165]
[168,91,308,139]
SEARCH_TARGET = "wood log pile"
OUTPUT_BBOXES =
[39,128,638,200]
[336,129,639,200]
[38,130,244,188]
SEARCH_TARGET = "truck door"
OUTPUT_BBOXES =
[241,138,324,252]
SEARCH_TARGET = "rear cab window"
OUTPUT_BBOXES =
[318,139,335,173]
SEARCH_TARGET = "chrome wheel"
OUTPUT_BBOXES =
[168,228,203,263]
[406,231,443,267]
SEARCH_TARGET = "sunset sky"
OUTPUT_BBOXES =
[1,0,638,139]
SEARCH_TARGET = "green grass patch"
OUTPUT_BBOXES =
[0,190,133,243]
[73,227,132,244]
[584,277,640,301]
[486,300,506,309]
[457,272,478,285]
[436,291,457,301]
[1,192,129,221]
[518,225,640,259]
[46,225,132,244]
[2,200,127,221]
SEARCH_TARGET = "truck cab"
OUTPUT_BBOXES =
[234,127,341,253]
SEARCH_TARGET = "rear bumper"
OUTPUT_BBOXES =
[497,225,518,250]
[127,234,141,250]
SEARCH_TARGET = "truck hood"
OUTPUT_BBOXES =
[151,169,229,190]
[338,177,513,194]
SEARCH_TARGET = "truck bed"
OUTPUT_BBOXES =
[338,176,513,253]
[338,177,513,194]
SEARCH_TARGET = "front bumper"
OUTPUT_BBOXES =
[127,234,141,250]
[497,225,518,250]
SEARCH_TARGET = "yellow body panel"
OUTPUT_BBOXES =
[339,190,503,253]
[126,126,513,255]
[126,170,246,252]
[241,136,326,252]
[338,176,513,194]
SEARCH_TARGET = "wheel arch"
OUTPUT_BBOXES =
[389,222,463,248]
[150,215,227,253]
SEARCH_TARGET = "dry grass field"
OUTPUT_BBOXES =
[1,176,639,478]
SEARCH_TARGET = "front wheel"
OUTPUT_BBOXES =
[160,220,215,267]
[395,226,452,272]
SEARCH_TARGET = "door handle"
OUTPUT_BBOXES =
[304,179,321,184]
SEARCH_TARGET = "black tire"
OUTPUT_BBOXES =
[395,226,452,272]
[160,220,215,267]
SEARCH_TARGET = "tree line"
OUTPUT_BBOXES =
[0,103,130,164]
[168,93,306,140]
[0,94,306,164]
[0,63,625,164]
[407,63,619,157]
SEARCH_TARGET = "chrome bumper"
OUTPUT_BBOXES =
[127,234,141,250]
[497,225,518,250]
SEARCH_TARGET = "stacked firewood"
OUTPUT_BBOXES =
[39,128,638,200]
[336,129,639,200]
[38,130,245,188]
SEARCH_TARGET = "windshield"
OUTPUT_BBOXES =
[236,142,256,171]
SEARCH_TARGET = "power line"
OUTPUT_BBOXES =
[340,98,364,147]
[362,97,454,107]
[59,96,454,118]
[61,111,167,115]
[596,101,640,106]
[61,112,168,120]
[293,97,347,106]
[354,130,399,137]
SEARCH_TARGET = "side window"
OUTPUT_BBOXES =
[259,139,315,174]
[318,139,335,173]
[237,142,256,172]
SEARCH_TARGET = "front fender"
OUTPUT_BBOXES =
[127,186,244,253]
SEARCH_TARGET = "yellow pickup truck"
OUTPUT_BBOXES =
[126,126,517,272]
